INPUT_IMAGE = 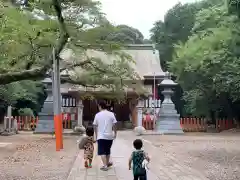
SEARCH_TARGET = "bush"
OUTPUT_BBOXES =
[18,108,34,117]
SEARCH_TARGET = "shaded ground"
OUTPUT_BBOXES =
[0,132,79,180]
[143,132,240,180]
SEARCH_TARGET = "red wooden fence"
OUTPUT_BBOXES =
[142,119,154,130]
[216,118,235,131]
[180,118,207,132]
[15,116,39,131]
[142,114,155,130]
[180,118,235,132]
[142,117,235,132]
[61,113,72,129]
[5,115,236,132]
[5,113,74,131]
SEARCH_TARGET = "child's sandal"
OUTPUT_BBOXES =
[84,161,88,168]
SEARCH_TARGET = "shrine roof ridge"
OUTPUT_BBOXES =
[60,43,164,79]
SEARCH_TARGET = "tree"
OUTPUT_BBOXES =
[78,24,145,44]
[0,0,141,94]
[0,80,47,117]
[150,0,223,71]
[0,0,147,117]
[169,2,240,120]
[112,25,144,44]
[0,0,67,84]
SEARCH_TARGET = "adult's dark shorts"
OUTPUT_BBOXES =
[97,139,113,155]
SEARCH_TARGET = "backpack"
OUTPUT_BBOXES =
[77,135,88,149]
[132,150,146,176]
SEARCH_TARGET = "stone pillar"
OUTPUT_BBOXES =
[137,106,143,126]
[34,78,55,134]
[5,106,12,132]
[134,99,146,135]
[156,73,183,134]
[74,99,86,133]
[2,106,18,135]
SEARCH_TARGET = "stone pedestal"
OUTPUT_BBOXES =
[156,74,183,134]
[134,100,146,135]
[74,100,85,134]
[34,78,55,134]
[123,121,133,129]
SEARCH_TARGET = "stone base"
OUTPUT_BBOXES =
[134,126,146,136]
[0,130,17,136]
[34,118,55,134]
[74,125,86,134]
[154,129,184,134]
[63,129,84,136]
[71,120,77,130]
[34,99,55,134]
[155,115,184,134]
[123,121,133,129]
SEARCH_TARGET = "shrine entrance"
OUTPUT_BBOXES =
[82,99,131,127]
[82,100,98,126]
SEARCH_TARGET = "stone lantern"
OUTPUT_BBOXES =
[134,99,146,136]
[156,72,183,134]
[34,77,55,133]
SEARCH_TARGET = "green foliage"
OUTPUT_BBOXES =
[18,108,35,117]
[0,0,146,112]
[169,2,240,118]
[77,23,145,44]
[150,0,224,71]
[112,25,144,44]
[0,80,46,115]
[0,4,58,72]
[150,2,197,70]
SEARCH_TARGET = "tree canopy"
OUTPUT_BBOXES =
[150,0,223,71]
[150,0,240,121]
[0,0,146,115]
[0,0,144,86]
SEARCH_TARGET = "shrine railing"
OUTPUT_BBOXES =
[142,118,155,130]
[180,118,235,132]
[3,113,76,131]
[142,117,236,132]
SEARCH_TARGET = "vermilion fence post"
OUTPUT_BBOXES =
[226,119,229,129]
[188,118,190,132]
[222,119,224,131]
[185,118,188,132]
[189,118,192,132]
[198,118,202,131]
[181,118,184,131]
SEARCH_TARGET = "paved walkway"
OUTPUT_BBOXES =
[67,132,209,180]
[0,142,11,148]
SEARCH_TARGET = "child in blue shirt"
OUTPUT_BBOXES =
[128,139,150,180]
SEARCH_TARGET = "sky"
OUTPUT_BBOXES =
[101,0,199,39]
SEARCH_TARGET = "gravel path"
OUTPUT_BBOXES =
[0,133,79,180]
[143,133,240,180]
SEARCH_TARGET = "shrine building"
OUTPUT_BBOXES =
[36,44,166,133]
